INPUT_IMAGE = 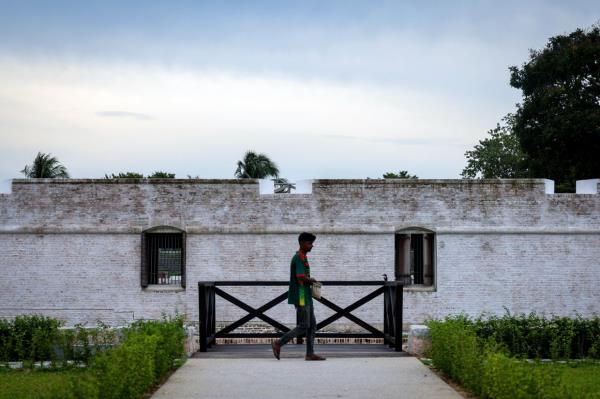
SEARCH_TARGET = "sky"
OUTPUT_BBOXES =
[0,1,598,186]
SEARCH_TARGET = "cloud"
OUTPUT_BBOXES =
[96,111,152,120]
[0,57,495,181]
[322,134,465,146]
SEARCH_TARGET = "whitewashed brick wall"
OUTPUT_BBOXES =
[0,178,598,328]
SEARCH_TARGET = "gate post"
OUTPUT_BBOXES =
[394,282,403,352]
[198,282,208,352]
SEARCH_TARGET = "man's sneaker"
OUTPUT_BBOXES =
[271,341,281,360]
[305,354,326,361]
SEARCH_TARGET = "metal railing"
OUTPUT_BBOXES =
[198,280,403,352]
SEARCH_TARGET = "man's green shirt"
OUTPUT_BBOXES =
[287,251,312,307]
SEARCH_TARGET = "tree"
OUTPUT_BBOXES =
[383,170,418,179]
[104,172,144,178]
[21,152,69,178]
[461,114,528,178]
[235,151,279,179]
[148,171,175,178]
[509,24,600,191]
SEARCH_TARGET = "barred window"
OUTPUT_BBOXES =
[395,230,434,286]
[141,228,186,288]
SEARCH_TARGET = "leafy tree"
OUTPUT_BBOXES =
[461,114,528,178]
[235,151,279,179]
[104,172,144,178]
[148,171,175,178]
[21,152,70,178]
[509,24,600,191]
[383,170,418,179]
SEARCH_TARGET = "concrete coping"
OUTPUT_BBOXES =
[5,178,599,196]
[9,178,551,185]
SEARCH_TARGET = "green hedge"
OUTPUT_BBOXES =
[0,315,61,363]
[0,316,186,399]
[0,315,117,365]
[473,312,600,359]
[427,315,600,398]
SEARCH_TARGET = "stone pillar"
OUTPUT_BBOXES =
[395,234,412,285]
[423,234,434,285]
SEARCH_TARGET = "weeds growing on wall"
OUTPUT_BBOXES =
[427,313,600,398]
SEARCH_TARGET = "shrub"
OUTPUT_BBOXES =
[91,334,159,399]
[1,316,186,398]
[0,315,61,363]
[427,315,600,398]
[428,316,487,393]
[125,315,185,380]
[471,312,600,360]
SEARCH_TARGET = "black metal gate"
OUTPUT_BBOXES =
[198,281,403,352]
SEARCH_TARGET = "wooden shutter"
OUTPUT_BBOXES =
[141,232,149,287]
[181,232,186,289]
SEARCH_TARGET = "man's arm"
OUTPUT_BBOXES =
[295,257,316,284]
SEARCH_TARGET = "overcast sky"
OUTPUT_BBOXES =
[0,1,598,185]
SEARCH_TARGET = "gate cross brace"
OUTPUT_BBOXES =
[214,287,290,336]
[316,287,385,335]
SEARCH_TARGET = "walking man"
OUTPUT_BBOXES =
[272,232,326,361]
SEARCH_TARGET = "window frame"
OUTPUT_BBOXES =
[395,228,436,288]
[141,226,186,289]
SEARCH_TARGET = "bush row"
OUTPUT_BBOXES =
[1,316,186,399]
[76,316,186,399]
[0,315,116,364]
[427,316,600,398]
[473,312,600,359]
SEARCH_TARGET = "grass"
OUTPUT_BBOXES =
[0,368,91,399]
[557,361,600,398]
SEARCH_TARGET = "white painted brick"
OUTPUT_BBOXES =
[0,179,598,328]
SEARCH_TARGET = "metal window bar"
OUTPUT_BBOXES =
[147,233,182,285]
[411,234,424,284]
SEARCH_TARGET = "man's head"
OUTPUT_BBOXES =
[298,232,316,253]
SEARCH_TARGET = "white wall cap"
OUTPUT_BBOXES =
[295,179,314,194]
[0,179,12,194]
[544,179,555,194]
[259,179,274,194]
[576,179,600,194]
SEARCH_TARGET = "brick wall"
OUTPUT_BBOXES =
[0,178,598,328]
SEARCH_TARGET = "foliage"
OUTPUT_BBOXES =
[0,316,186,399]
[382,170,418,179]
[124,316,186,380]
[104,172,144,178]
[509,24,600,192]
[235,150,279,179]
[0,315,61,364]
[91,334,159,399]
[0,368,97,399]
[462,24,600,191]
[461,114,529,178]
[472,312,600,360]
[148,171,176,178]
[427,314,600,398]
[0,316,118,365]
[427,316,485,393]
[20,152,69,178]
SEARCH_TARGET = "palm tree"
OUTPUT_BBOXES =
[21,152,70,178]
[235,151,279,179]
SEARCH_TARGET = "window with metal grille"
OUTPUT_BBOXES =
[395,231,434,286]
[141,230,186,288]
